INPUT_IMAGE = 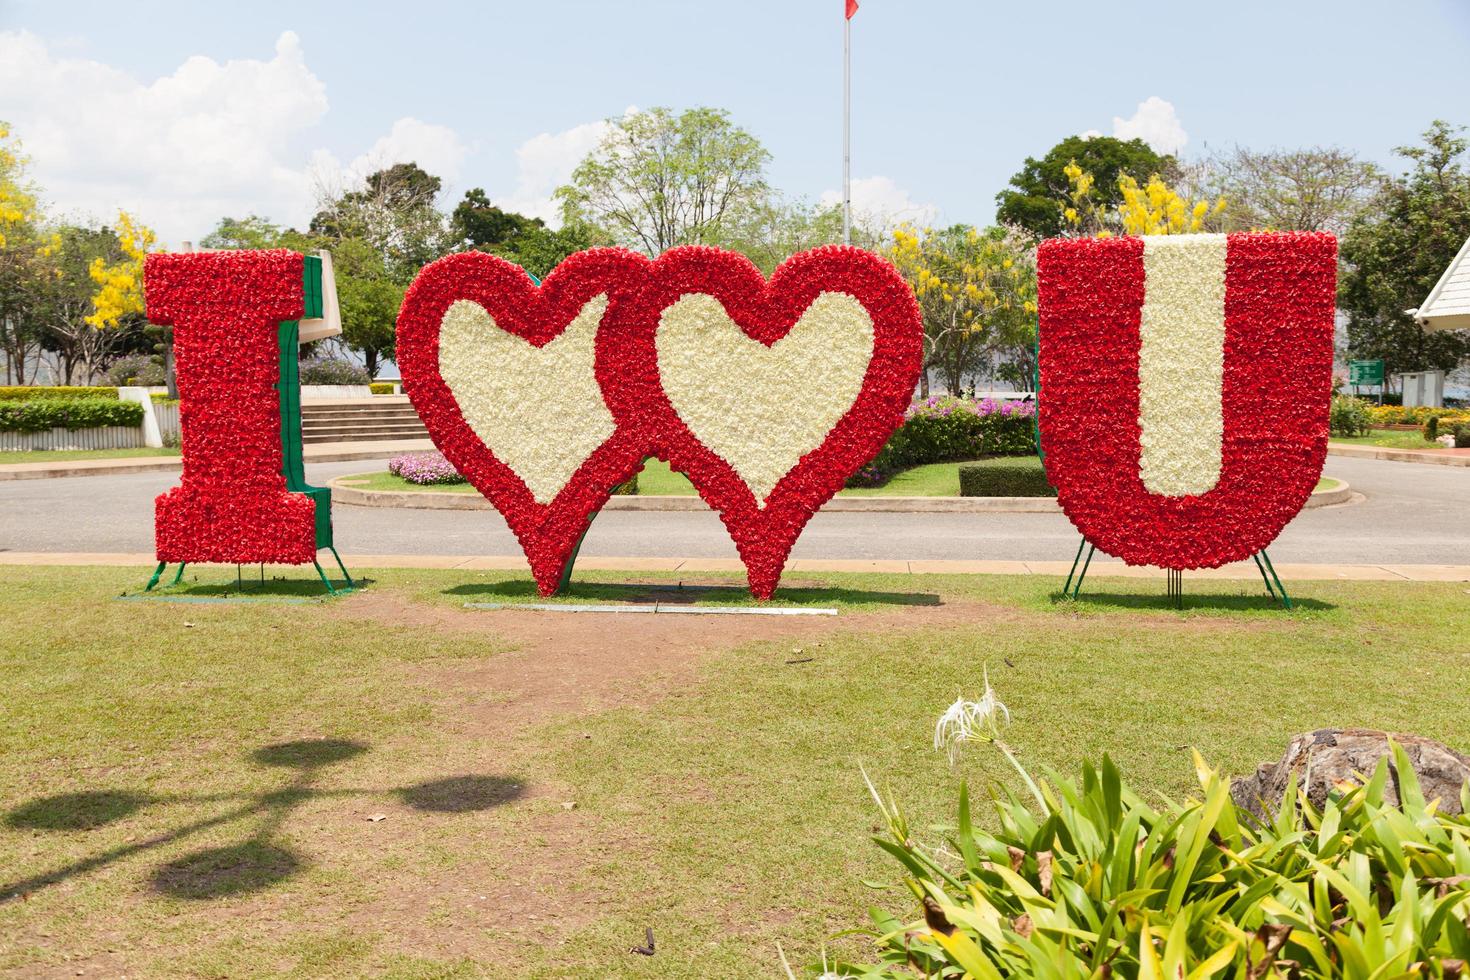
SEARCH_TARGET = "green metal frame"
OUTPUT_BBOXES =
[1253,549,1293,609]
[1058,533,1293,610]
[144,254,355,596]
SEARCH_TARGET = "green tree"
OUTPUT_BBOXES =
[885,224,1038,397]
[995,135,1172,240]
[1200,146,1379,234]
[451,188,542,249]
[199,215,291,251]
[1340,121,1470,381]
[330,238,402,379]
[311,162,449,284]
[0,121,50,384]
[556,107,772,255]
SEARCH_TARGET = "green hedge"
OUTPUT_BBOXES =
[370,382,397,395]
[0,385,119,401]
[0,398,145,433]
[958,459,1056,497]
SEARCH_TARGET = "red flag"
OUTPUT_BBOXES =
[846,0,858,18]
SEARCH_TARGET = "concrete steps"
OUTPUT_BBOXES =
[300,397,429,444]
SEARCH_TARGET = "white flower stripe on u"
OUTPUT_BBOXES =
[656,291,875,502]
[1138,234,1227,497]
[438,295,615,505]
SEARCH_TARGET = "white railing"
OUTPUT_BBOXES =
[0,425,144,452]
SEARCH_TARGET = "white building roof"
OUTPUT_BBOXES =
[1412,234,1470,331]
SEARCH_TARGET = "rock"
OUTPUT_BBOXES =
[1230,729,1470,819]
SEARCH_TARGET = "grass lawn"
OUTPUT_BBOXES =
[2,564,1467,977]
[0,447,180,465]
[348,456,1338,498]
[1331,431,1454,450]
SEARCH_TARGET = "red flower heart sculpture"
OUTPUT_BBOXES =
[396,248,653,594]
[398,244,922,599]
[603,245,923,598]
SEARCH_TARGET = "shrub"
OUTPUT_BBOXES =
[105,354,166,387]
[958,459,1055,497]
[387,452,465,486]
[0,398,144,433]
[0,385,118,401]
[879,396,1037,469]
[369,382,397,395]
[1457,425,1470,449]
[388,450,639,494]
[843,743,1470,979]
[1426,415,1440,441]
[298,357,371,386]
[1329,395,1373,437]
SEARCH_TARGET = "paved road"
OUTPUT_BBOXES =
[0,455,1465,564]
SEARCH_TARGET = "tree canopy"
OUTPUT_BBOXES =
[556,107,772,255]
[1340,121,1470,380]
[995,135,1173,240]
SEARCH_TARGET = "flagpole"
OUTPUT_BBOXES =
[842,6,851,245]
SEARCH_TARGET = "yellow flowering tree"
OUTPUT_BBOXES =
[0,122,54,384]
[886,224,1038,396]
[1059,160,1226,237]
[85,211,155,328]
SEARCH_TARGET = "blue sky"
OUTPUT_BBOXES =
[3,0,1468,244]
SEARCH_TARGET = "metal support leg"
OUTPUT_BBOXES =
[1252,553,1278,602]
[554,513,597,595]
[144,561,167,592]
[171,563,187,586]
[1070,543,1096,599]
[1063,537,1087,595]
[1167,568,1183,608]
[312,560,340,596]
[328,546,355,588]
[1258,550,1293,610]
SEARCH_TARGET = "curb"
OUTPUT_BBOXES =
[329,476,1353,514]
[0,441,436,482]
[1327,443,1470,467]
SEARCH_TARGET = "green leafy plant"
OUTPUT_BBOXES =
[0,398,144,433]
[1330,396,1374,437]
[958,461,1056,498]
[1455,426,1470,449]
[842,741,1470,979]
[369,381,397,395]
[1426,416,1441,442]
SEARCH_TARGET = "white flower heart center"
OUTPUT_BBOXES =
[656,291,875,502]
[438,295,615,505]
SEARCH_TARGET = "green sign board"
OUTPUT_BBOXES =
[1348,359,1384,386]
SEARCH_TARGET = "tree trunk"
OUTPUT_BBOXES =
[365,350,379,380]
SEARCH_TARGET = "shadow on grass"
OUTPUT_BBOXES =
[1,738,525,904]
[1054,591,1337,613]
[120,570,373,602]
[442,579,942,608]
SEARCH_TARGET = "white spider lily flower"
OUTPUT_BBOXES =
[934,671,1010,762]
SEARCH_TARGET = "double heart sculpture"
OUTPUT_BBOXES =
[396,244,923,599]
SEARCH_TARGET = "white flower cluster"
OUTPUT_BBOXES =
[438,295,615,505]
[1137,234,1227,497]
[656,291,875,501]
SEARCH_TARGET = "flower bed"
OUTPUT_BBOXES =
[853,395,1036,487]
[388,451,468,486]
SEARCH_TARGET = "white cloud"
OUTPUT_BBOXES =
[309,117,470,205]
[820,175,939,230]
[0,30,475,244]
[0,29,328,244]
[496,108,637,226]
[1110,97,1188,155]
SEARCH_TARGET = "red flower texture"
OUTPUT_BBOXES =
[145,249,317,565]
[1036,232,1337,569]
[395,248,655,595]
[603,245,923,598]
[396,244,923,599]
